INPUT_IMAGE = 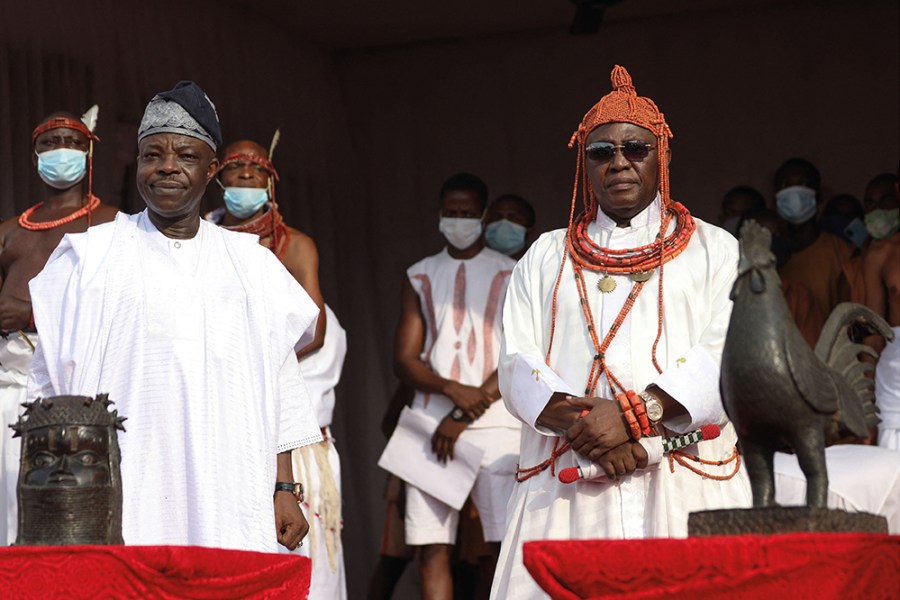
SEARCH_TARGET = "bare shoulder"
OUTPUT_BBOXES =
[0,215,20,237]
[0,213,25,250]
[284,226,319,262]
[286,226,317,251]
[864,238,892,265]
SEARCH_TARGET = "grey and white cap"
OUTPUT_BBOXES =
[137,81,222,151]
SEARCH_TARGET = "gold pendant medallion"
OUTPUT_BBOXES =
[597,275,617,293]
[631,270,653,283]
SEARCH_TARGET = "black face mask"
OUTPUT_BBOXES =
[771,236,792,270]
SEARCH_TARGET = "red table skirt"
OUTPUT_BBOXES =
[0,545,310,599]
[524,532,900,599]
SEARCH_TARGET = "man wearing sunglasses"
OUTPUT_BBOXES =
[492,66,751,599]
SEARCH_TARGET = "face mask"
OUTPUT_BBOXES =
[865,208,900,240]
[485,219,527,256]
[775,185,817,224]
[721,216,741,237]
[223,187,268,219]
[842,217,869,248]
[36,148,87,189]
[439,217,483,250]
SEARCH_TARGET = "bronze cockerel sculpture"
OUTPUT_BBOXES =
[720,220,894,508]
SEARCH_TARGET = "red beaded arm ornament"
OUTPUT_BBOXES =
[626,389,653,437]
[616,393,642,440]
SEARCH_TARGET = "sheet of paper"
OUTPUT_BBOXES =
[377,406,485,510]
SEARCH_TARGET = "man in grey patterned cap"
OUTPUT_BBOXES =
[26,81,324,553]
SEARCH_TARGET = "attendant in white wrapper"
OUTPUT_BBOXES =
[392,173,521,599]
[284,305,348,599]
[26,81,322,552]
[491,66,752,599]
[205,136,342,590]
[0,108,118,545]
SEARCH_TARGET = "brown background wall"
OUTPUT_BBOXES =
[1,1,897,596]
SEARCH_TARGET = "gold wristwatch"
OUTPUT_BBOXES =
[639,391,664,425]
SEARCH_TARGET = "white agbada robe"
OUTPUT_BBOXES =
[774,445,900,533]
[875,326,900,450]
[0,333,36,545]
[285,304,349,600]
[492,199,752,599]
[27,211,322,553]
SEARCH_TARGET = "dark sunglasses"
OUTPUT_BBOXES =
[585,141,656,163]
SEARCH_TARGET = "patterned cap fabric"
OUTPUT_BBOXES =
[138,81,221,150]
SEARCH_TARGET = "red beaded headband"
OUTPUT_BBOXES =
[31,117,99,145]
[217,153,280,182]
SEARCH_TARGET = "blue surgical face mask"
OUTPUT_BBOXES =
[485,219,527,256]
[223,187,268,219]
[775,185,818,224]
[842,217,870,248]
[36,148,87,189]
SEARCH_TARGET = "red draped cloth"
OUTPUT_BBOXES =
[0,545,310,599]
[524,533,899,599]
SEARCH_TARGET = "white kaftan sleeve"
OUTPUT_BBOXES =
[652,227,739,433]
[26,233,86,400]
[499,242,578,435]
[276,351,322,452]
[263,254,323,452]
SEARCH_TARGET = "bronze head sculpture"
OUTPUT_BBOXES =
[10,394,126,545]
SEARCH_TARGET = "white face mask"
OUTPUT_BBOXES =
[439,217,483,250]
[775,185,818,224]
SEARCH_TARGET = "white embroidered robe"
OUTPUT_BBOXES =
[491,200,752,599]
[407,247,519,431]
[27,211,322,553]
